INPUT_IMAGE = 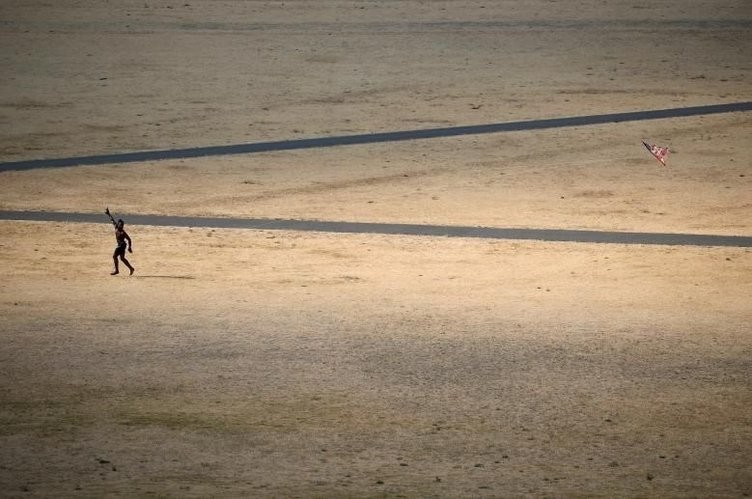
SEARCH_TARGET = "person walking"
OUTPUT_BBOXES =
[106,208,135,275]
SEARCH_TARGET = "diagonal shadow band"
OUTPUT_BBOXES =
[1,102,750,172]
[2,210,750,248]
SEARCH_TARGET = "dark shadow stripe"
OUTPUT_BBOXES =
[6,19,752,33]
[1,102,750,172]
[2,210,750,247]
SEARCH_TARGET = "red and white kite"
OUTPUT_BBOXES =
[642,141,669,166]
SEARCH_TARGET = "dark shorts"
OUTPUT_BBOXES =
[114,242,127,257]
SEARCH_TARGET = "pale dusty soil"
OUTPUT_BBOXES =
[1,0,751,497]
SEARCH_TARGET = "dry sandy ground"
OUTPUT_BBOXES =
[1,0,751,497]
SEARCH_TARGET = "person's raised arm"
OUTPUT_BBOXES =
[105,207,116,227]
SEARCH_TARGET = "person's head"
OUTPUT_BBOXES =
[117,219,124,229]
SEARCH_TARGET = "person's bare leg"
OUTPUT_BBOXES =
[111,254,120,275]
[121,256,135,275]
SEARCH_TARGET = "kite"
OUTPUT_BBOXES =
[642,141,669,166]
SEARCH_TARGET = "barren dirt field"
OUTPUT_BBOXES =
[1,0,751,497]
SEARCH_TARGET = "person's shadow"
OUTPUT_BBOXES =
[132,275,195,279]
